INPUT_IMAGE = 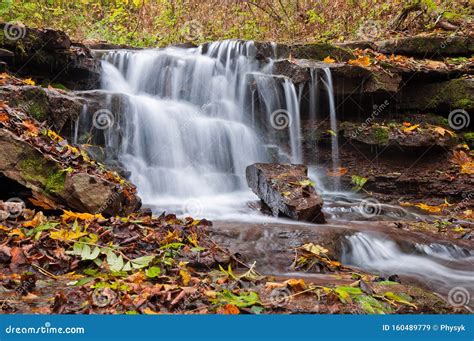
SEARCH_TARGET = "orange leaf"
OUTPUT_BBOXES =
[323,56,335,63]
[402,122,412,127]
[285,278,306,291]
[23,211,45,228]
[220,304,240,315]
[0,113,8,122]
[327,167,348,177]
[348,56,371,67]
[22,120,39,136]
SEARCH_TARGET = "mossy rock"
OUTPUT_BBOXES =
[290,43,355,62]
[19,155,65,195]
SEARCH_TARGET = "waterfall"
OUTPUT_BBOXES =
[322,68,340,190]
[87,40,337,217]
[342,233,474,294]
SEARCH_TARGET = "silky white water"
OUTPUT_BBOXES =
[342,233,474,295]
[98,40,329,219]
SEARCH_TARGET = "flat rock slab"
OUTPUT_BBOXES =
[246,163,325,223]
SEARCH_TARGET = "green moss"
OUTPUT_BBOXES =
[464,132,474,141]
[19,156,65,195]
[45,171,66,194]
[455,98,473,109]
[371,126,389,144]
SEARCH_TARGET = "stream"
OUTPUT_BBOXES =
[76,40,473,302]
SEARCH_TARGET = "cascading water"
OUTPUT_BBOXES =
[93,40,331,218]
[322,68,340,191]
[342,233,474,296]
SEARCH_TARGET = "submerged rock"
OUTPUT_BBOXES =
[246,163,326,223]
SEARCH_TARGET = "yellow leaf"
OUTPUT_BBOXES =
[0,224,10,232]
[461,162,474,174]
[50,229,88,241]
[323,56,335,63]
[402,124,419,133]
[8,228,25,239]
[301,243,328,255]
[47,129,63,142]
[285,278,306,291]
[23,78,35,86]
[179,268,191,286]
[415,203,442,213]
[142,307,159,315]
[61,210,104,222]
[348,56,371,67]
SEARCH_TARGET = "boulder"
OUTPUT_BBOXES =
[246,163,326,223]
[0,105,141,216]
[0,24,100,90]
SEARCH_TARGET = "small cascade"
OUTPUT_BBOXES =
[342,233,474,293]
[322,68,340,190]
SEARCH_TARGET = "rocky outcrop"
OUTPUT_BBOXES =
[246,163,325,223]
[398,77,474,115]
[0,104,141,216]
[376,35,474,58]
[340,122,459,148]
[0,24,100,89]
[0,84,86,132]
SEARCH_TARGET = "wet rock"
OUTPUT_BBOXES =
[398,78,474,115]
[376,35,474,58]
[0,126,140,216]
[0,24,100,90]
[246,163,326,223]
[289,43,355,62]
[0,85,86,132]
[273,59,402,95]
[341,122,459,148]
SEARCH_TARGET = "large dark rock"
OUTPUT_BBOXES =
[0,24,100,90]
[376,35,474,59]
[246,163,326,223]
[0,105,141,216]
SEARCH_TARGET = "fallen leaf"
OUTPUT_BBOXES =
[323,56,335,63]
[23,211,46,228]
[219,303,240,314]
[23,78,36,86]
[285,278,306,291]
[432,126,454,137]
[22,120,39,136]
[348,56,371,67]
[402,124,419,133]
[327,167,348,177]
[61,210,104,222]
[50,229,88,241]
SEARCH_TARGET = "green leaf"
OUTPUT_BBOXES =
[351,175,368,192]
[355,295,388,314]
[107,251,124,272]
[145,266,161,278]
[383,291,417,308]
[334,286,363,304]
[131,255,154,269]
[72,277,95,286]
